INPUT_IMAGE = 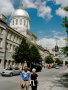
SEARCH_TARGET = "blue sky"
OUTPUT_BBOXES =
[11,0,67,39]
[0,0,68,48]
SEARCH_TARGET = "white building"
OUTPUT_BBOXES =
[0,3,36,69]
[0,2,49,69]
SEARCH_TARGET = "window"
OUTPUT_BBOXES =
[16,19,18,25]
[24,20,25,25]
[13,45,15,51]
[9,33,12,40]
[7,32,12,40]
[11,35,14,41]
[15,37,17,42]
[7,32,9,39]
[15,67,19,70]
[10,44,12,51]
[0,38,2,47]
[20,19,22,25]
[0,28,3,34]
[26,21,29,27]
[13,20,14,25]
[13,35,15,42]
[6,43,9,50]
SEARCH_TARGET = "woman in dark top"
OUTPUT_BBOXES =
[31,68,38,90]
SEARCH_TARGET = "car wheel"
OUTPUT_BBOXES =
[10,73,13,77]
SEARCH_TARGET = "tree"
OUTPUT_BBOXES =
[55,58,63,65]
[61,7,68,56]
[12,37,42,65]
[63,7,68,11]
[62,46,68,56]
[29,45,42,64]
[45,55,54,64]
[12,37,30,63]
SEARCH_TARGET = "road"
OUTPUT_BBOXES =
[0,67,68,90]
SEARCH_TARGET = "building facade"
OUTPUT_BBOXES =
[0,3,49,69]
[0,4,36,69]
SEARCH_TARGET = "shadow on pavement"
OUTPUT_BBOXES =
[59,73,68,88]
[52,73,68,89]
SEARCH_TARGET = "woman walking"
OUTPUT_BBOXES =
[31,68,38,90]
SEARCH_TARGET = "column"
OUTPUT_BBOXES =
[1,59,4,69]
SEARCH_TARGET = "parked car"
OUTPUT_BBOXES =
[52,64,60,69]
[48,65,52,69]
[1,67,22,76]
[30,65,42,72]
[55,65,60,69]
[52,64,57,68]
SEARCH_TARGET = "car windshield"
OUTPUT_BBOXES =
[6,67,13,70]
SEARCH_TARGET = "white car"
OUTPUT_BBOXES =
[55,65,60,69]
[1,67,22,76]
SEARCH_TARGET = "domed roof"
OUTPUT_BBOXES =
[11,8,30,19]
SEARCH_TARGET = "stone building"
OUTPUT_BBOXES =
[0,3,36,69]
[0,2,49,69]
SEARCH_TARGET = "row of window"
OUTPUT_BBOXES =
[7,43,17,52]
[11,19,29,27]
[7,32,21,44]
[0,38,18,52]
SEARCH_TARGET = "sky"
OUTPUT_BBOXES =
[0,0,68,49]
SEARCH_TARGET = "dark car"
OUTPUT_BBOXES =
[30,65,42,72]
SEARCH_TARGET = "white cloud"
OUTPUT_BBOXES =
[51,0,68,17]
[56,8,68,17]
[0,0,15,15]
[37,30,66,49]
[23,0,36,8]
[37,3,52,18]
[37,37,65,49]
[55,0,68,7]
[23,0,52,19]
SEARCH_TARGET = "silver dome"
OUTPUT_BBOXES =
[11,9,30,19]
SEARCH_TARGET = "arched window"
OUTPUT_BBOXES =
[20,19,22,25]
[13,20,14,25]
[16,19,18,25]
[24,20,25,26]
[27,21,29,27]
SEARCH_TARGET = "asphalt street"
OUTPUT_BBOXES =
[0,67,68,90]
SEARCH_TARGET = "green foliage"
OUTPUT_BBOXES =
[12,37,30,63]
[64,7,68,11]
[65,61,68,65]
[12,37,42,64]
[55,58,63,65]
[45,55,54,64]
[61,7,68,57]
[29,45,42,64]
[62,17,68,28]
[62,46,68,56]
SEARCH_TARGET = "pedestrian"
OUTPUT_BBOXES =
[30,68,38,90]
[20,66,31,90]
